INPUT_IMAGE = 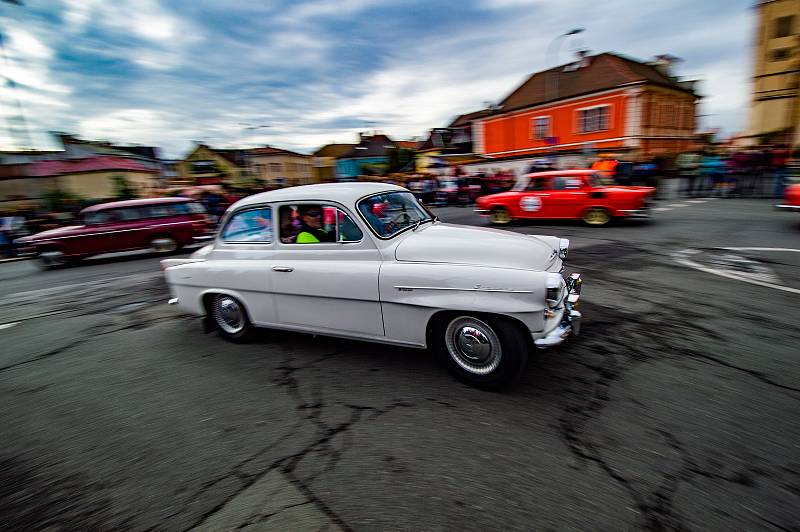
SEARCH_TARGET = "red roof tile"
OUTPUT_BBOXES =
[497,52,696,114]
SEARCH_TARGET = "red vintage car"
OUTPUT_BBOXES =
[16,197,213,268]
[776,183,800,213]
[475,170,655,226]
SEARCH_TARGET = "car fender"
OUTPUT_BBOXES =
[29,239,68,253]
[379,261,548,345]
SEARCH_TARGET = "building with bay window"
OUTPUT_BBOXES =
[465,52,700,175]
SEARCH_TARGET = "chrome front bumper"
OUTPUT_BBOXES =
[776,204,800,212]
[535,273,582,349]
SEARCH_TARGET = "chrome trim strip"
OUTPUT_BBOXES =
[393,285,533,293]
[149,221,196,228]
[31,228,140,240]
[776,204,800,211]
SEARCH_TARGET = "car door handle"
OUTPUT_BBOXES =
[272,266,294,272]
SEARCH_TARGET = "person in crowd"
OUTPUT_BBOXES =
[676,151,701,197]
[295,205,333,244]
[0,211,26,258]
[613,160,634,186]
[770,144,790,199]
[631,158,656,188]
[700,150,725,197]
[591,154,618,179]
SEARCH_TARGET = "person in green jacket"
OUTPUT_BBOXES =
[296,205,332,244]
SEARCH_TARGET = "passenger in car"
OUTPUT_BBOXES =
[296,205,333,243]
[280,207,298,243]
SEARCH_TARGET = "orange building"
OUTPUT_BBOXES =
[471,52,699,170]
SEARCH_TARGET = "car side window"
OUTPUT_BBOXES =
[336,208,363,242]
[279,204,361,244]
[84,211,110,225]
[115,208,141,221]
[221,207,273,243]
[526,178,551,191]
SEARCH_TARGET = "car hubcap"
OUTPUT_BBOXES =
[152,238,177,253]
[585,209,609,225]
[212,296,245,334]
[445,317,501,375]
[491,209,509,224]
[39,250,64,266]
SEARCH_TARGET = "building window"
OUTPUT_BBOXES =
[774,16,794,39]
[190,160,216,174]
[577,105,610,133]
[532,116,550,139]
[771,48,792,61]
[269,162,282,173]
[287,163,297,172]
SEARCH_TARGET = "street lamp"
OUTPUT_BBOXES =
[545,28,585,103]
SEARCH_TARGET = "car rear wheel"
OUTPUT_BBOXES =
[150,236,178,254]
[489,207,512,225]
[209,294,255,342]
[434,315,529,389]
[582,207,611,226]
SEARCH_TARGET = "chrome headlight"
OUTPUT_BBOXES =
[558,238,570,259]
[546,273,565,308]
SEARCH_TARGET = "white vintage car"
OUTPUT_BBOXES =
[161,183,582,388]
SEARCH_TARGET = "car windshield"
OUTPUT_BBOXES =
[357,191,432,238]
[511,176,529,192]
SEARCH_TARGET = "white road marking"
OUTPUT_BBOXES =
[667,203,689,208]
[722,247,800,253]
[653,207,673,212]
[686,200,707,204]
[0,322,19,331]
[674,249,800,295]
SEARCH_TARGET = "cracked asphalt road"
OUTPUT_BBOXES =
[1,198,799,531]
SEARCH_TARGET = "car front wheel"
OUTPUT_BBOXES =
[209,294,255,342]
[434,315,529,389]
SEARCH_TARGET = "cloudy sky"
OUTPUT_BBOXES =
[1,0,753,158]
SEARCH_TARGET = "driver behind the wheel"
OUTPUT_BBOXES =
[296,205,334,244]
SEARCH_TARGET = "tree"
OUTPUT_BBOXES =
[112,174,138,199]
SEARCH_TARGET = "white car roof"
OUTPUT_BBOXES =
[232,182,408,209]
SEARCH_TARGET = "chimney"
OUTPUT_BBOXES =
[648,54,682,79]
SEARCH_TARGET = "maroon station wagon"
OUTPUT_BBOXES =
[16,197,213,268]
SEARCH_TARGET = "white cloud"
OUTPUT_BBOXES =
[78,108,171,145]
[479,0,545,8]
[2,0,754,155]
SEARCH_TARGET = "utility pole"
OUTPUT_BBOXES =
[0,0,32,149]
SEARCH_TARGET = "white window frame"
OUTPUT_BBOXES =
[575,104,611,134]
[531,115,551,140]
